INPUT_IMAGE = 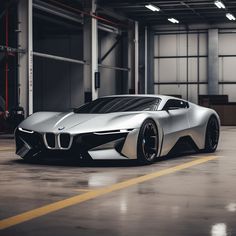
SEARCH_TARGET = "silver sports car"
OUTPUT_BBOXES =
[15,95,220,164]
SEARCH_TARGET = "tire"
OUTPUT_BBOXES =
[204,116,220,153]
[137,119,159,164]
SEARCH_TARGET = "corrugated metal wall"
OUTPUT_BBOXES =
[219,31,236,102]
[154,32,208,103]
[154,29,236,103]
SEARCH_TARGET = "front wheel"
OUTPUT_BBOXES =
[137,119,159,164]
[204,116,220,153]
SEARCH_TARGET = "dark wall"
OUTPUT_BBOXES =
[98,30,128,96]
[0,1,18,111]
[33,12,84,112]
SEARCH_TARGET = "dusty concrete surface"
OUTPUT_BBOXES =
[0,127,235,236]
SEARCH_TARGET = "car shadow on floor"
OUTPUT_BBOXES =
[12,150,199,168]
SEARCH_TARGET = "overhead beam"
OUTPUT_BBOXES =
[33,0,83,24]
[98,64,130,71]
[33,52,85,65]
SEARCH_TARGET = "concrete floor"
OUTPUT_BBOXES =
[0,127,236,236]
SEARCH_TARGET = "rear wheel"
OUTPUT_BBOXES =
[137,119,159,164]
[204,116,220,153]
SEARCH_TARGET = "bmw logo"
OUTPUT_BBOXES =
[58,127,65,131]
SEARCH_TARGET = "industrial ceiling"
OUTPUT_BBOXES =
[97,0,236,25]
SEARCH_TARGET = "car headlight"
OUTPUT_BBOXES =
[18,127,34,134]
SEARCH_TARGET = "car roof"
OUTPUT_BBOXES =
[101,94,190,110]
[102,94,184,101]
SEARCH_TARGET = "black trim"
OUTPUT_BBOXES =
[15,129,45,158]
[154,31,207,35]
[154,82,236,85]
[167,136,199,156]
[159,131,164,158]
[219,82,236,84]
[154,55,207,59]
[219,55,236,57]
[73,132,128,152]
[154,82,207,85]
[60,133,71,148]
[45,133,55,148]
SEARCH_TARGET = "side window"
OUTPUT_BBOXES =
[163,99,189,110]
[151,99,161,111]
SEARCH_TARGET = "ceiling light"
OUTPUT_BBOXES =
[168,18,179,24]
[214,0,225,9]
[145,4,160,12]
[226,13,236,20]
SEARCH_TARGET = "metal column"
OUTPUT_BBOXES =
[127,21,139,94]
[134,21,139,94]
[28,0,33,115]
[127,23,134,93]
[144,26,148,94]
[91,1,98,100]
[208,29,219,95]
[18,0,33,116]
[83,0,98,101]
[147,28,154,94]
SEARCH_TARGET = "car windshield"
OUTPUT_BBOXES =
[74,96,161,113]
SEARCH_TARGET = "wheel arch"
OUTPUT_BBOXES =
[187,105,220,150]
[203,113,220,152]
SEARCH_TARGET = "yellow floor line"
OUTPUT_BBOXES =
[75,189,94,192]
[0,155,217,230]
[0,148,14,152]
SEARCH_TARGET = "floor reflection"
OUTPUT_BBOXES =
[211,223,227,236]
[225,203,236,212]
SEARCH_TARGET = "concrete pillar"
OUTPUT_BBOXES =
[208,29,219,95]
[83,0,98,101]
[18,0,33,116]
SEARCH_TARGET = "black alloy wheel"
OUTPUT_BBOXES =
[137,119,159,164]
[205,116,220,152]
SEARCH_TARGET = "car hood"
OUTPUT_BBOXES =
[19,111,150,134]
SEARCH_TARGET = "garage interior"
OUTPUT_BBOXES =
[1,0,236,235]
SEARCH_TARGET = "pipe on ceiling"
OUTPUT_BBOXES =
[47,0,128,28]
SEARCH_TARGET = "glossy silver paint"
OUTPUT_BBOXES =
[16,95,220,159]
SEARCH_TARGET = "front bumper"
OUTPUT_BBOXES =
[15,128,139,160]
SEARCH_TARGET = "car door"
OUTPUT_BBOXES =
[160,99,190,155]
